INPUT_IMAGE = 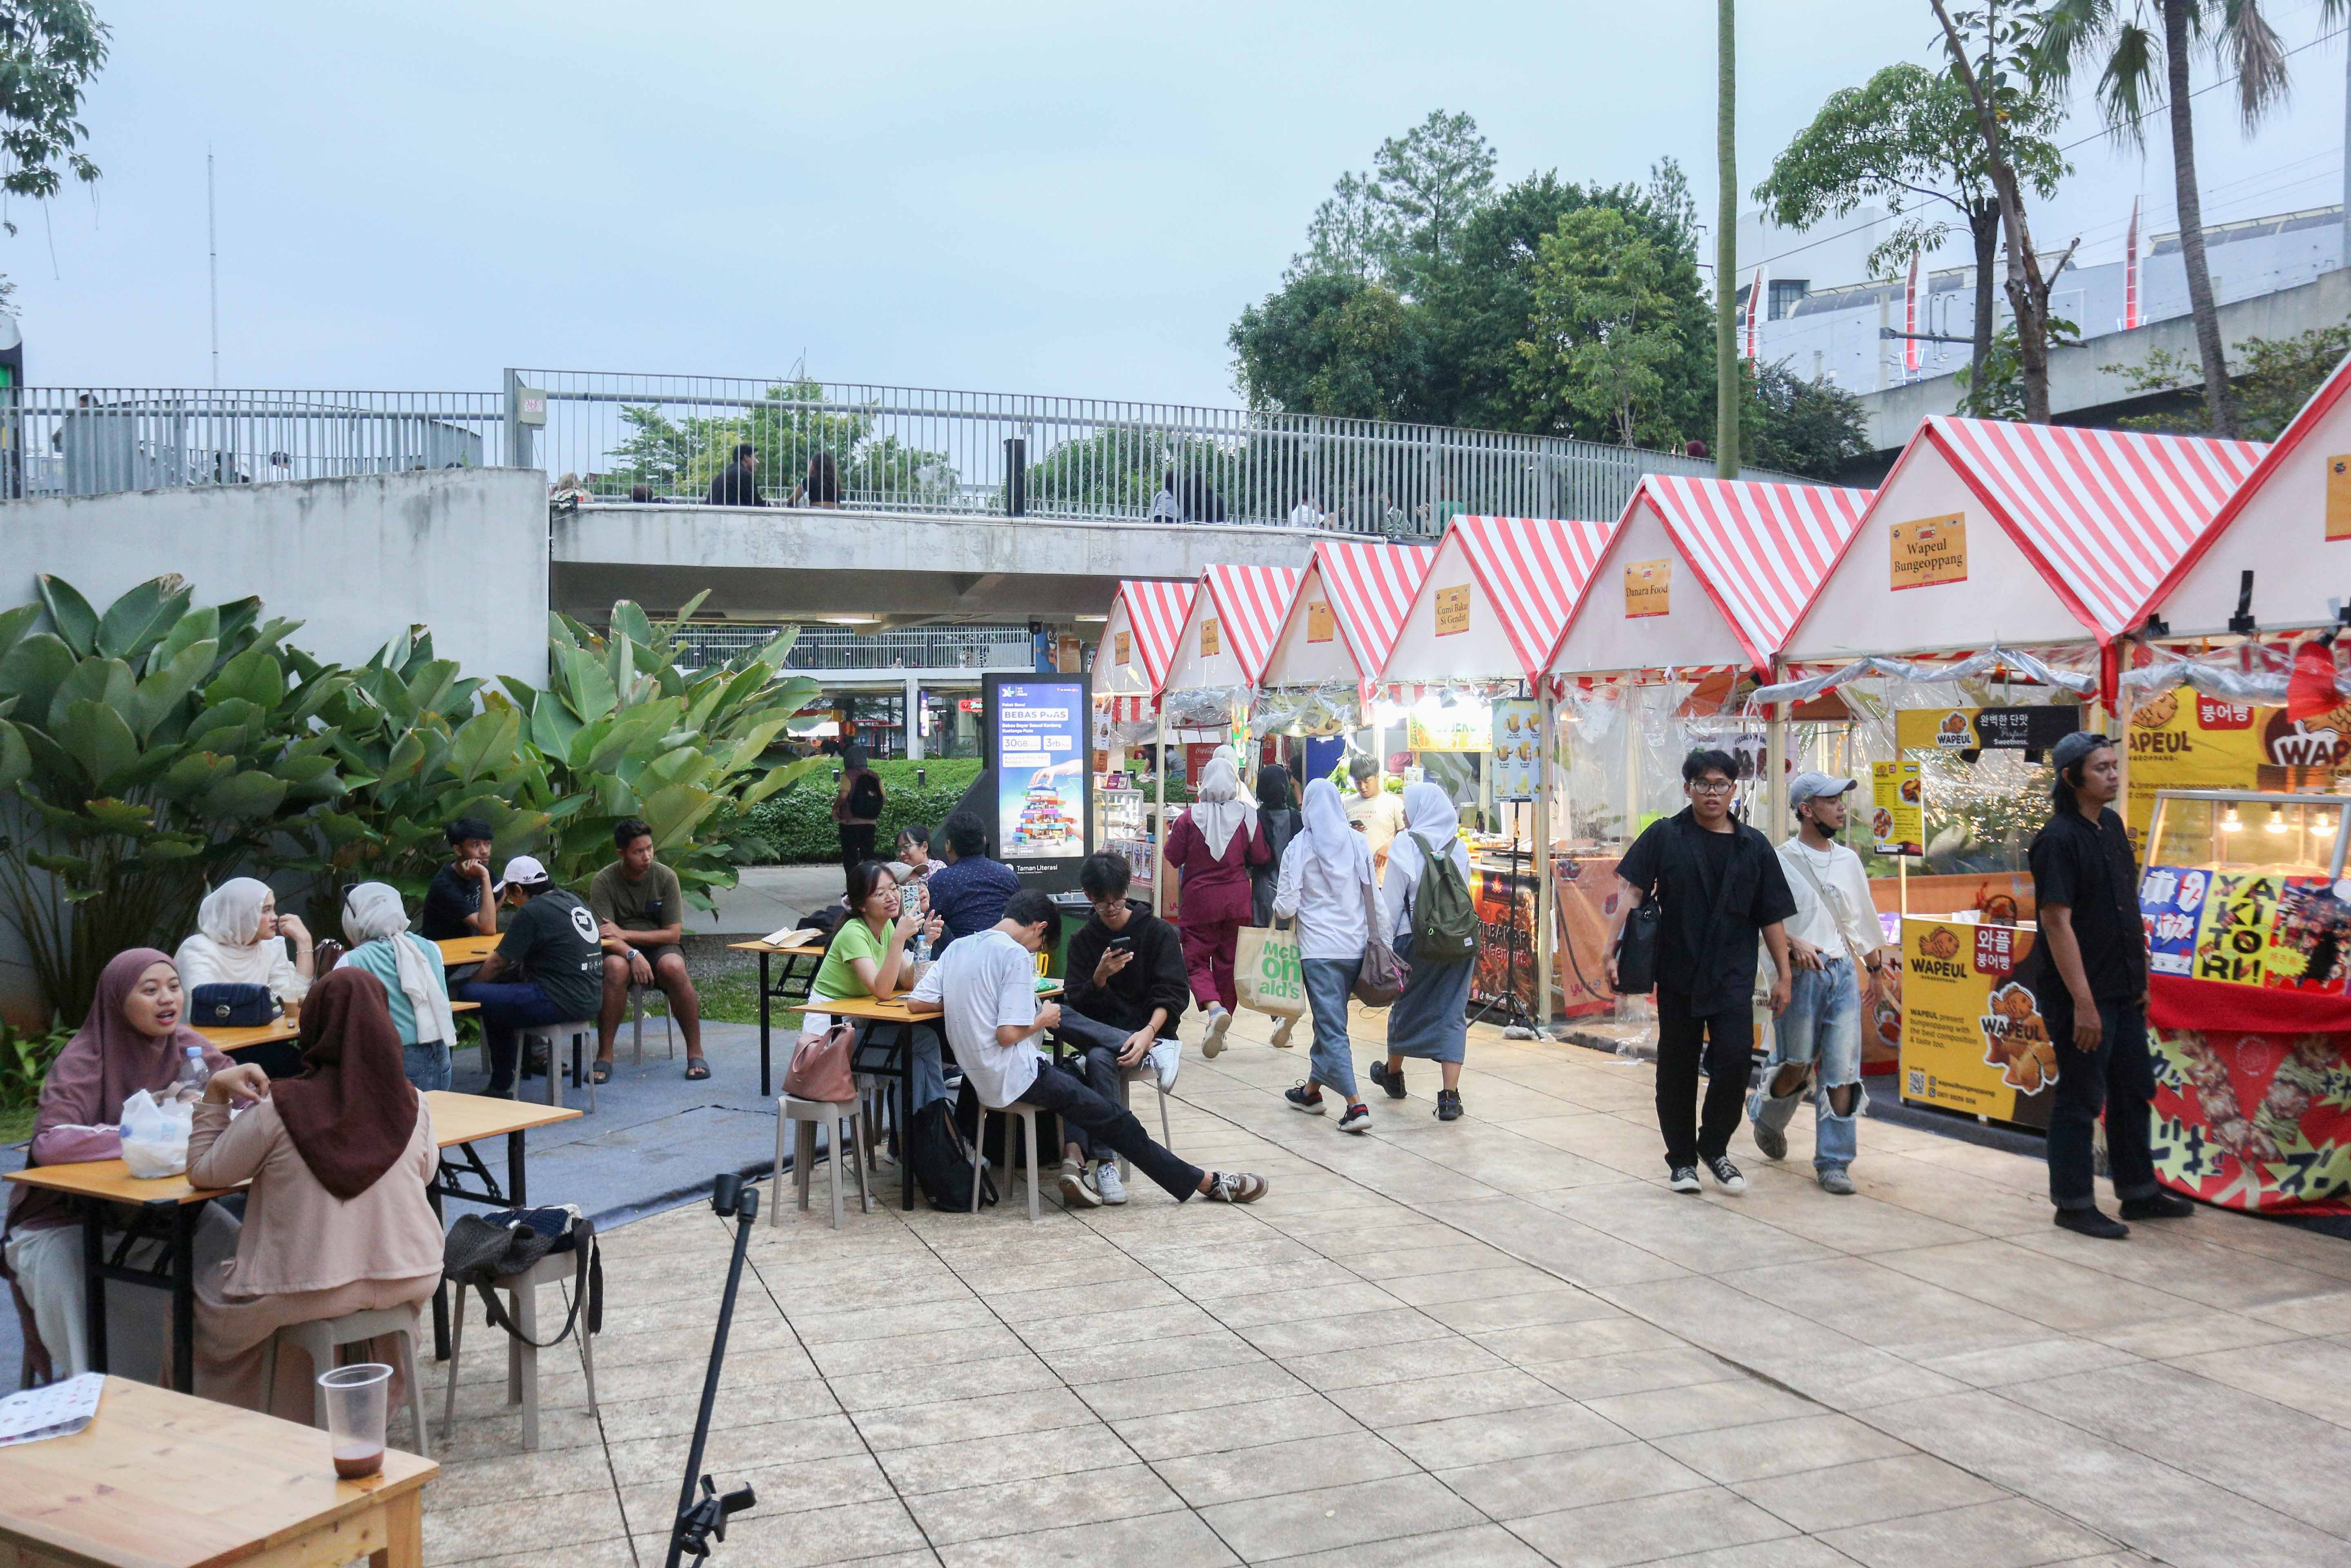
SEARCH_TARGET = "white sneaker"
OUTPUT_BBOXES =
[1201,1006,1233,1058]
[1093,1160,1128,1205]
[1058,1158,1101,1209]
[1270,1015,1296,1048]
[1336,1103,1372,1134]
[1147,1038,1182,1091]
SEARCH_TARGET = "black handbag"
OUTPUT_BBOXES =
[443,1206,602,1348]
[1613,902,1662,996]
[189,982,276,1027]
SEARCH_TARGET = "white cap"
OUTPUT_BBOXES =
[498,855,550,891]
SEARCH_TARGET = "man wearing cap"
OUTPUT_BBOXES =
[1750,773,1887,1195]
[2029,732,2190,1238]
[457,857,605,1098]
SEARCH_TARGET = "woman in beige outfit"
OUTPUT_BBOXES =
[188,968,444,1420]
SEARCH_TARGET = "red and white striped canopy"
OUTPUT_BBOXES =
[1925,416,2267,640]
[1631,477,1874,672]
[1311,538,1435,680]
[1196,563,1303,686]
[1102,578,1194,720]
[1444,514,1616,682]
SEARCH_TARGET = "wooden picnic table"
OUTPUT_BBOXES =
[432,934,500,967]
[194,1001,478,1055]
[2,1092,580,1393]
[726,938,829,1099]
[0,1375,435,1568]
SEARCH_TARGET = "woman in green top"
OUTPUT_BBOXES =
[807,861,947,1107]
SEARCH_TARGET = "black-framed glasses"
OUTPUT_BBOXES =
[1689,779,1737,795]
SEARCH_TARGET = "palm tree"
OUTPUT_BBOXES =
[2032,0,2340,438]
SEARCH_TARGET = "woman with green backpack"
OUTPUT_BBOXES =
[1368,782,1480,1121]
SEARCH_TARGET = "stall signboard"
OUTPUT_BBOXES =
[1114,630,1130,665]
[1871,761,1923,855]
[2139,864,2351,993]
[1434,585,1470,637]
[1408,704,1489,752]
[1892,705,2081,754]
[1491,699,1540,797]
[1623,559,1671,618]
[2328,453,2351,541]
[1899,915,2055,1128]
[1306,599,1335,643]
[2126,695,2351,838]
[987,675,1091,892]
[1200,617,1220,659]
[1889,514,1967,589]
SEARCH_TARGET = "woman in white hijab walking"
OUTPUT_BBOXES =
[1370,782,1475,1120]
[173,878,313,1007]
[1273,777,1379,1131]
[336,882,459,1090]
[1161,757,1269,1055]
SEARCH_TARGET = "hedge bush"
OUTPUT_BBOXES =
[748,760,984,863]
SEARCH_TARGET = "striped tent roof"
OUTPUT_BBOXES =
[1626,477,1874,672]
[1309,538,1435,681]
[1440,514,1616,682]
[1195,563,1303,686]
[1112,578,1194,693]
[1923,416,2267,641]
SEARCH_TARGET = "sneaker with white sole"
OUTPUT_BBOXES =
[1668,1165,1703,1193]
[1203,1171,1268,1203]
[1147,1038,1183,1091]
[1818,1167,1856,1196]
[1093,1160,1128,1205]
[1201,1006,1233,1058]
[1285,1083,1326,1115]
[1270,1015,1296,1048]
[1336,1103,1372,1134]
[1057,1158,1101,1209]
[1705,1155,1747,1194]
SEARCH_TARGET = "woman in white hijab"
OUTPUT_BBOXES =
[1370,782,1475,1120]
[336,882,459,1091]
[1272,777,1380,1131]
[173,878,312,1007]
[1162,757,1269,1056]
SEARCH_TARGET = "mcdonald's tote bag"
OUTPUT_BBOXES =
[1234,924,1307,1018]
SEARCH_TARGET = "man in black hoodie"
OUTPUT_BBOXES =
[1059,852,1189,1204]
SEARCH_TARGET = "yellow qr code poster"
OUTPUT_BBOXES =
[1899,917,2055,1129]
[1306,599,1335,643]
[1434,584,1470,637]
[1889,513,1968,590]
[1623,559,1671,618]
[2327,454,2351,541]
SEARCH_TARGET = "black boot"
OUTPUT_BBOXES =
[2054,1207,2130,1240]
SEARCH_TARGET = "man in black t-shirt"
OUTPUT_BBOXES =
[1608,748,1796,1196]
[2028,733,2191,1239]
[455,856,604,1097]
[419,817,500,942]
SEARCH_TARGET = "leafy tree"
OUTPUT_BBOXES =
[2031,0,2339,437]
[0,1,106,230]
[1756,60,2066,393]
[1516,207,1681,446]
[1954,314,2081,419]
[1292,109,1498,289]
[2117,323,2351,439]
[1226,270,1431,421]
[1743,359,1870,479]
[602,381,958,506]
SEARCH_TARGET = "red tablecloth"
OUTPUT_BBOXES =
[2147,975,2351,1213]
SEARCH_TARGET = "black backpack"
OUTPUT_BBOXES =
[906,1098,996,1211]
[847,770,885,818]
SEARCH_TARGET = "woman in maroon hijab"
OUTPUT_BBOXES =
[189,967,444,1419]
[2,949,233,1379]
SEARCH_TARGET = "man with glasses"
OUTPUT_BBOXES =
[1054,852,1188,1205]
[1608,748,1796,1196]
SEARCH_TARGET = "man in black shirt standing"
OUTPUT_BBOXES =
[1609,748,1796,1195]
[2029,732,2192,1238]
[419,817,499,942]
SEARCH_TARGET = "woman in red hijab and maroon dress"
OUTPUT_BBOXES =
[1161,757,1270,1057]
[188,966,444,1419]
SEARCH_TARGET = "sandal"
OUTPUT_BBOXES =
[591,1061,613,1085]
[684,1058,712,1080]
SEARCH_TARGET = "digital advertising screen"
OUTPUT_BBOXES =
[986,674,1092,891]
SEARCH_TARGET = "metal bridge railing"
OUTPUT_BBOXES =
[675,622,1035,672]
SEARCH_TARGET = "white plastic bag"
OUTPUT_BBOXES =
[118,1089,193,1179]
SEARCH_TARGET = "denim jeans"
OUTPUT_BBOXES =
[403,1040,454,1093]
[455,980,571,1096]
[2045,996,2159,1212]
[1014,1060,1204,1201]
[1301,956,1362,1100]
[1751,957,1867,1173]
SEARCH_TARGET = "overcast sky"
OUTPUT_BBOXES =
[22,0,2350,406]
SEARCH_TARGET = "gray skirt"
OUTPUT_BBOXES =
[1385,933,1471,1063]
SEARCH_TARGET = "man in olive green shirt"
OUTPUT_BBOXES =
[589,817,707,1080]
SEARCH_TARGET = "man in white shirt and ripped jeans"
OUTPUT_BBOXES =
[906,889,1269,1208]
[1749,772,1887,1195]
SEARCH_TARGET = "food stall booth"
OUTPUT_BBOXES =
[1252,537,1437,787]
[1374,514,1616,1027]
[1541,476,1873,1029]
[1093,577,1197,909]
[1147,563,1303,915]
[1764,414,2266,1123]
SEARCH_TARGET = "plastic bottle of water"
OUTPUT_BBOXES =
[909,882,932,964]
[176,1045,211,1102]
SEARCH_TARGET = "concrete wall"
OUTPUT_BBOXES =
[4,467,550,684]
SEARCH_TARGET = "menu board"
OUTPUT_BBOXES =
[989,676,1091,886]
[2139,864,2351,994]
[1899,916,2054,1129]
[1491,699,1540,798]
[1871,761,1923,855]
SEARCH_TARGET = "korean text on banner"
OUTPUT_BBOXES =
[1871,761,1923,856]
[2126,694,2351,839]
[1899,916,2055,1129]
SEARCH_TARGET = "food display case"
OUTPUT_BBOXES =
[2137,789,2351,1213]
[1098,787,1154,900]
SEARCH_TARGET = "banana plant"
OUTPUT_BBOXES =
[0,576,350,1025]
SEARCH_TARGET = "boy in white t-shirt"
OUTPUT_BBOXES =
[1749,773,1888,1194]
[906,891,1268,1209]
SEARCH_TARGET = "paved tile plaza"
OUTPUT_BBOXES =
[422,1011,2351,1568]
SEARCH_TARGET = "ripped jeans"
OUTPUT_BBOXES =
[1750,956,1866,1174]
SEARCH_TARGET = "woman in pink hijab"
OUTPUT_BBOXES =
[2,950,232,1379]
[1161,757,1270,1057]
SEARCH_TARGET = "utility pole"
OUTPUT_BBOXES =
[1714,0,1739,478]
[206,148,220,388]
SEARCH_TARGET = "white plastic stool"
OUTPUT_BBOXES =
[773,1096,871,1228]
[972,1102,1043,1222]
[629,984,675,1063]
[265,1306,430,1459]
[439,1250,599,1452]
[519,1021,597,1111]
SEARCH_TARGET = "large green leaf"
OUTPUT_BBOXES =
[158,751,231,801]
[96,577,194,663]
[582,706,671,775]
[451,706,521,786]
[749,625,800,668]
[152,603,222,672]
[0,602,41,670]
[205,647,284,712]
[35,577,98,657]
[81,797,156,835]
[128,639,217,742]
[528,690,581,760]
[559,646,617,724]
[739,753,827,809]
[610,601,656,652]
[0,719,27,791]
[213,595,263,650]
[381,729,427,786]
[55,699,139,792]
[720,716,791,777]
[45,655,134,734]
[638,781,718,848]
[0,632,77,724]
[201,768,291,819]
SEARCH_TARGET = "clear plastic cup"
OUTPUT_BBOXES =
[319,1363,391,1479]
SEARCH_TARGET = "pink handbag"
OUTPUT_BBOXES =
[783,1022,857,1102]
